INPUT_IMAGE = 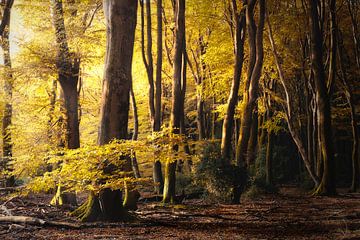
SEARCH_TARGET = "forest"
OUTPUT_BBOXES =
[0,0,359,239]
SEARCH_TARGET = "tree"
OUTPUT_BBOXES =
[220,0,246,162]
[72,0,138,221]
[309,0,336,195]
[49,0,81,206]
[140,0,164,194]
[0,0,14,187]
[235,0,265,167]
[50,0,80,150]
[163,0,186,203]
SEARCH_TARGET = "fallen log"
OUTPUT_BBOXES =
[0,216,81,229]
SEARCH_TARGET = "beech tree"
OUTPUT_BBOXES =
[221,0,246,162]
[163,0,186,203]
[235,0,265,169]
[0,0,14,187]
[72,0,138,221]
[309,0,336,195]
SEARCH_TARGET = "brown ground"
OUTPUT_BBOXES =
[0,187,359,240]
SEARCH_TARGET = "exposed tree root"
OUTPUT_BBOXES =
[50,184,77,206]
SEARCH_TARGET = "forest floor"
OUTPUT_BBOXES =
[0,186,359,240]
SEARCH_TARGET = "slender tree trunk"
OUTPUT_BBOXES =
[247,109,258,168]
[220,0,246,163]
[130,86,141,179]
[309,0,336,195]
[236,0,265,167]
[141,0,164,194]
[155,0,163,132]
[1,0,14,187]
[163,0,185,203]
[265,129,273,185]
[266,10,320,186]
[347,0,360,68]
[338,31,360,192]
[140,0,156,129]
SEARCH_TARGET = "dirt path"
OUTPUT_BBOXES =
[0,187,359,239]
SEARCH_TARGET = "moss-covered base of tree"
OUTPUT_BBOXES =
[70,192,100,222]
[71,190,136,222]
[50,184,77,206]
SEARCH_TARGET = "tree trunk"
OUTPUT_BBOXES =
[163,0,185,203]
[50,0,80,206]
[220,0,246,163]
[141,0,164,194]
[338,31,360,192]
[155,0,163,132]
[73,0,138,222]
[266,8,320,187]
[347,0,360,68]
[265,129,273,185]
[130,86,141,179]
[236,0,265,167]
[309,0,336,195]
[140,0,156,129]
[247,109,258,168]
[0,0,14,187]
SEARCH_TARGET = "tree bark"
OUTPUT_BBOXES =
[0,0,14,187]
[140,0,156,129]
[236,0,265,167]
[130,86,141,179]
[155,0,163,132]
[338,31,360,192]
[220,0,246,163]
[50,0,80,150]
[140,0,164,194]
[309,0,336,195]
[163,0,185,203]
[73,0,138,222]
[266,10,320,186]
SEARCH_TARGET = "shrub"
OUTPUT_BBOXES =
[194,141,248,203]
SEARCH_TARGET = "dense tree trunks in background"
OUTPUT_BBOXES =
[338,32,360,192]
[140,0,164,194]
[309,0,336,195]
[266,11,320,186]
[140,0,156,129]
[236,0,265,167]
[1,0,14,187]
[163,0,185,203]
[347,0,360,68]
[221,0,246,163]
[155,0,164,194]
